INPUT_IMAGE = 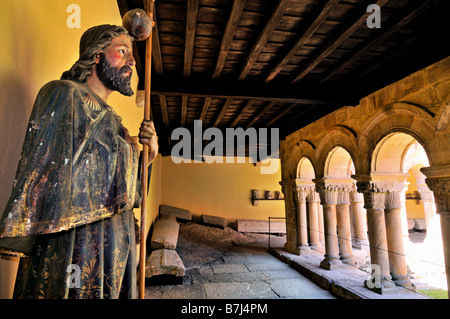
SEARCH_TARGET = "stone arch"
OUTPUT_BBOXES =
[369,130,444,290]
[297,156,316,179]
[358,103,436,173]
[286,140,316,179]
[315,125,360,178]
[436,102,450,131]
[324,146,355,178]
[371,132,428,173]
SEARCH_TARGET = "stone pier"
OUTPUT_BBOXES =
[314,178,342,270]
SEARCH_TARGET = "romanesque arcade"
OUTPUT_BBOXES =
[279,57,450,294]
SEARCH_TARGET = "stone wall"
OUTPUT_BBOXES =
[280,56,450,180]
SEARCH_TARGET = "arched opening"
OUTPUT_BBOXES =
[371,132,446,291]
[323,147,369,265]
[295,157,324,251]
[297,157,315,179]
[324,146,355,178]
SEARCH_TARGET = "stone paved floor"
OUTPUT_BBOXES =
[144,221,447,300]
[144,231,337,299]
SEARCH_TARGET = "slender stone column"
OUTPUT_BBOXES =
[308,190,321,249]
[350,185,369,250]
[336,184,355,265]
[280,179,300,254]
[382,175,416,291]
[317,202,325,244]
[314,178,341,270]
[294,183,310,252]
[354,175,394,293]
[422,164,450,294]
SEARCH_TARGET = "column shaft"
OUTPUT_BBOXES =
[297,199,309,249]
[385,206,414,289]
[350,188,369,250]
[318,202,325,243]
[308,200,320,248]
[280,180,299,254]
[320,204,341,269]
[366,207,394,289]
[336,203,354,264]
[308,191,320,249]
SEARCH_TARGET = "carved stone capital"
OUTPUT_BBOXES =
[421,164,450,214]
[294,186,308,203]
[384,190,403,209]
[349,184,364,203]
[313,178,353,206]
[424,177,450,214]
[279,179,296,195]
[337,184,352,205]
[308,190,321,203]
[294,179,315,203]
[353,173,408,210]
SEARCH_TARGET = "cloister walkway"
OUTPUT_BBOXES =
[145,223,336,299]
[144,222,431,299]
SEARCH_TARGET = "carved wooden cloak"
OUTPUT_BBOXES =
[0,80,141,257]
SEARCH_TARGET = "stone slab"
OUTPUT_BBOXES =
[266,278,335,299]
[211,263,249,274]
[236,219,286,234]
[203,281,278,299]
[414,218,427,232]
[201,214,226,227]
[408,219,415,232]
[151,217,180,250]
[145,249,186,278]
[160,204,192,221]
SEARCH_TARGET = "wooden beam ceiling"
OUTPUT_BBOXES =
[119,0,449,156]
[238,0,292,81]
[319,0,435,83]
[291,0,390,84]
[212,0,247,80]
[264,0,340,83]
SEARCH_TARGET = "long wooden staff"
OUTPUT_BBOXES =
[139,0,155,299]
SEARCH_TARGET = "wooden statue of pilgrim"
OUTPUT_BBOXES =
[0,24,158,299]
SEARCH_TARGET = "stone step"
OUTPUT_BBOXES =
[236,219,286,234]
[159,204,192,221]
[201,214,226,228]
[145,249,186,278]
[150,215,180,250]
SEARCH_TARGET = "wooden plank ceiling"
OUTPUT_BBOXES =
[118,0,449,157]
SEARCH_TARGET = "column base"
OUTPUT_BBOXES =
[309,243,324,253]
[284,241,300,255]
[340,254,356,266]
[320,254,342,270]
[297,244,310,254]
[391,274,417,291]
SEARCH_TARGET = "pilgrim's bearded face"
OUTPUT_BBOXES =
[96,34,136,96]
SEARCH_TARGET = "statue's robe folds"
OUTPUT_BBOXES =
[0,80,142,299]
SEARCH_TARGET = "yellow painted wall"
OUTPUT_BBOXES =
[160,157,285,223]
[0,0,161,298]
[405,172,426,219]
